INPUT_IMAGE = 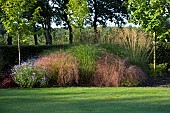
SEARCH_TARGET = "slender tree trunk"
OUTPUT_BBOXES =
[153,32,156,76]
[7,35,12,45]
[64,0,73,44]
[33,25,38,45]
[68,24,73,44]
[93,0,98,43]
[17,31,21,65]
[93,0,98,33]
[34,34,38,45]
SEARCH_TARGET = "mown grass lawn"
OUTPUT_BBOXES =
[0,87,170,113]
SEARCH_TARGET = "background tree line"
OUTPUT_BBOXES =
[0,0,128,45]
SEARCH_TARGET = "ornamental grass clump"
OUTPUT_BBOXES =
[92,52,146,87]
[12,58,47,88]
[35,51,79,86]
[66,44,100,85]
[92,52,125,87]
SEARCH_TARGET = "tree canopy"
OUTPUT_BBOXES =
[66,0,89,29]
[0,0,41,35]
[128,0,170,40]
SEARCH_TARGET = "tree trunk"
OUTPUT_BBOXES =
[34,34,38,45]
[43,16,52,45]
[45,30,52,45]
[93,0,98,43]
[33,25,38,45]
[7,35,12,45]
[153,32,156,77]
[93,0,98,33]
[17,31,21,65]
[63,0,73,44]
[68,24,73,44]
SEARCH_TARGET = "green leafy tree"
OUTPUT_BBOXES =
[37,0,54,45]
[88,0,128,33]
[66,0,89,29]
[128,0,170,75]
[51,0,74,44]
[65,0,89,42]
[0,3,12,45]
[128,0,170,39]
[0,0,41,65]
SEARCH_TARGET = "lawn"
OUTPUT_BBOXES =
[0,87,170,113]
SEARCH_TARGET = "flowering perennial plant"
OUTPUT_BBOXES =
[12,58,47,88]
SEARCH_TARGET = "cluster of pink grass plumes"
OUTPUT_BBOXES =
[92,52,146,87]
[35,51,79,86]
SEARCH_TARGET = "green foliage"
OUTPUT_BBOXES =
[1,0,41,64]
[1,0,41,35]
[66,44,100,84]
[128,0,170,39]
[97,43,126,58]
[65,0,89,28]
[88,0,128,28]
[149,63,168,76]
[156,42,170,65]
[12,59,47,88]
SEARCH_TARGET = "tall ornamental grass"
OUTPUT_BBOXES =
[66,45,100,85]
[35,51,79,86]
[117,28,152,70]
[74,27,152,73]
[92,52,146,87]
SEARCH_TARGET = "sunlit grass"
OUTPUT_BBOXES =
[0,87,170,113]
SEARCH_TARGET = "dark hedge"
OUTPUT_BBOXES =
[0,44,69,72]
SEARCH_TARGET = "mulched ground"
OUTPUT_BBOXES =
[1,72,170,88]
[144,76,170,87]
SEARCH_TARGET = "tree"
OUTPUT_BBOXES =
[88,0,128,33]
[128,0,170,75]
[128,0,170,39]
[0,3,12,45]
[66,0,89,42]
[1,0,41,64]
[28,0,54,45]
[66,0,89,29]
[51,0,74,44]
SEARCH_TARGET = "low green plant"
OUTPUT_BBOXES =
[12,58,47,88]
[97,43,126,58]
[149,63,168,76]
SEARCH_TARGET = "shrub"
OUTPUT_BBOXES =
[149,63,168,76]
[2,76,17,88]
[35,51,79,86]
[92,52,125,87]
[97,43,127,58]
[66,44,100,85]
[91,52,146,87]
[122,65,146,86]
[12,58,47,88]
